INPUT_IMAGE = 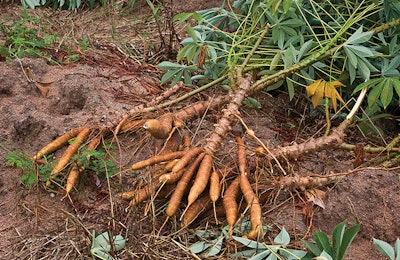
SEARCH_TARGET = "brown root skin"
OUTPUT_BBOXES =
[277,174,344,191]
[204,74,252,155]
[240,172,262,240]
[50,127,91,176]
[130,151,185,171]
[143,113,173,139]
[187,153,213,207]
[223,176,240,234]
[181,195,212,228]
[171,147,204,173]
[33,126,86,161]
[166,153,205,217]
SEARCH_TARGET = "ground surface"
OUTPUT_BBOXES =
[0,2,399,259]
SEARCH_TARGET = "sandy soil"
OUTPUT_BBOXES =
[0,1,399,259]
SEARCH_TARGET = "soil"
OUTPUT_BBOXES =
[0,2,399,259]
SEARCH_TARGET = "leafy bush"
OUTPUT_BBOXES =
[0,10,57,62]
[159,0,400,120]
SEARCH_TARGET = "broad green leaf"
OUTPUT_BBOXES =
[283,0,292,13]
[287,78,295,100]
[313,231,332,256]
[367,81,384,109]
[171,70,184,86]
[243,97,262,109]
[186,25,198,42]
[380,79,394,109]
[337,223,361,260]
[392,78,400,98]
[189,241,213,254]
[270,51,282,70]
[332,221,346,259]
[160,69,180,84]
[395,238,400,260]
[173,12,202,24]
[352,78,383,94]
[177,44,195,62]
[205,236,224,256]
[231,236,267,249]
[345,26,373,45]
[297,40,314,62]
[318,250,334,260]
[344,47,358,68]
[344,45,374,58]
[373,238,395,259]
[248,249,271,260]
[358,57,371,80]
[302,240,322,256]
[274,227,290,245]
[280,248,308,259]
[157,61,183,70]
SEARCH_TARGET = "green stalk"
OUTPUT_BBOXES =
[252,1,378,92]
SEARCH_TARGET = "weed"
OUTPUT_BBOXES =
[0,10,57,62]
[5,148,53,187]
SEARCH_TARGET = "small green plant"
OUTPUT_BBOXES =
[302,221,361,260]
[0,10,57,62]
[72,141,118,179]
[373,237,400,260]
[4,148,53,187]
[188,222,307,259]
[90,230,126,260]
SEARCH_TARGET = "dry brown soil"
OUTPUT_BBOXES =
[0,1,399,259]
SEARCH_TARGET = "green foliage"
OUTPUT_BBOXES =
[2,139,117,188]
[20,0,107,9]
[5,148,53,187]
[159,0,400,122]
[188,221,272,257]
[302,221,361,260]
[91,230,126,260]
[72,141,118,179]
[231,227,307,259]
[0,10,57,61]
[373,238,400,260]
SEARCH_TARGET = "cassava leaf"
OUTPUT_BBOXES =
[373,238,395,259]
[344,26,373,45]
[313,231,332,256]
[274,227,290,245]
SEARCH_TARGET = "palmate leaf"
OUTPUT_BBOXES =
[354,77,400,109]
[306,79,345,112]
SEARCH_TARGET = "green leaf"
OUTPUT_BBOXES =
[283,0,292,13]
[337,223,361,260]
[160,69,180,84]
[368,79,384,109]
[395,238,400,260]
[186,25,198,42]
[248,249,271,260]
[332,221,346,259]
[344,45,374,58]
[189,241,214,254]
[243,97,262,109]
[352,78,383,94]
[380,79,394,109]
[302,240,322,256]
[313,231,332,256]
[173,12,202,24]
[345,26,373,45]
[373,238,395,260]
[280,248,308,259]
[274,227,290,245]
[157,61,183,70]
[231,236,267,249]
